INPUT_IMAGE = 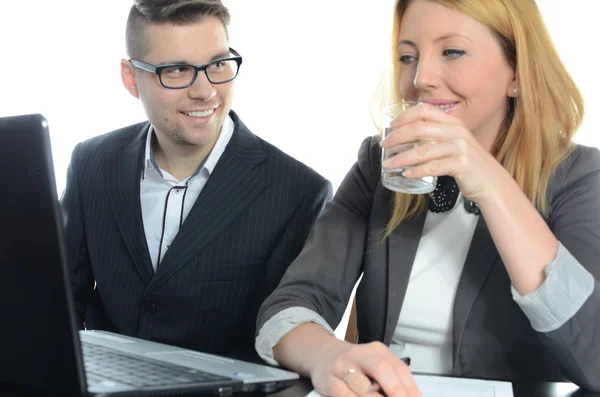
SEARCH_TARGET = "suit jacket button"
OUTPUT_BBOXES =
[144,303,158,316]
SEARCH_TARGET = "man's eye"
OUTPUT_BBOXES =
[208,61,227,71]
[164,66,193,74]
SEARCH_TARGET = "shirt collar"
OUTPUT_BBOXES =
[142,114,235,180]
[203,113,234,175]
[143,126,161,179]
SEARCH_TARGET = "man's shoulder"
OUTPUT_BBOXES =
[255,135,329,187]
[230,111,329,190]
[76,121,149,155]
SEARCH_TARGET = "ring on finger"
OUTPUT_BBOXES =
[342,368,356,381]
[343,369,374,395]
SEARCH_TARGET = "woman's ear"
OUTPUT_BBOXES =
[508,80,519,98]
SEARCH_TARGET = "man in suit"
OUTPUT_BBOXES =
[61,0,331,362]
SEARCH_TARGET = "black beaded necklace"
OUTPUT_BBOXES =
[428,176,480,215]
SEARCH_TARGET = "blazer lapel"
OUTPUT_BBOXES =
[103,124,154,283]
[452,216,500,366]
[383,200,427,344]
[147,114,267,291]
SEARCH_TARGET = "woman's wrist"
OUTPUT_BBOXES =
[274,323,344,376]
[473,160,517,212]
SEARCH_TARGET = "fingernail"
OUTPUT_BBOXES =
[402,169,413,177]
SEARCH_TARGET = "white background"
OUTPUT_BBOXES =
[2,1,599,337]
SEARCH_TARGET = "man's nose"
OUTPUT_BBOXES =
[187,71,217,100]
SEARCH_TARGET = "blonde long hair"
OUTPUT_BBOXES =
[380,0,584,238]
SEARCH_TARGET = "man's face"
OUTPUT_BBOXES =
[123,17,234,150]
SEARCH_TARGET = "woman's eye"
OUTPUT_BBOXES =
[399,55,417,65]
[443,49,466,59]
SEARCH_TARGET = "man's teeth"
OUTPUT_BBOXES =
[184,109,214,117]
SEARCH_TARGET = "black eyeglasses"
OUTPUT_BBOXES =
[129,48,242,89]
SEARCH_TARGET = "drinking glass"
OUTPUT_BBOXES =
[381,101,437,194]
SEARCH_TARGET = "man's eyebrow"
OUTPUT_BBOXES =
[160,50,232,65]
[209,50,232,61]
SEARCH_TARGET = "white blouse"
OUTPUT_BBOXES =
[389,195,478,374]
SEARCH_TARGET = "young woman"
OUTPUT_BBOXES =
[256,0,600,395]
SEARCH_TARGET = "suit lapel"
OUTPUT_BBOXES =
[452,216,499,366]
[380,196,500,349]
[383,200,427,344]
[103,124,154,283]
[147,113,267,292]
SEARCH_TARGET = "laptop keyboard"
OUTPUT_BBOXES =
[82,341,232,389]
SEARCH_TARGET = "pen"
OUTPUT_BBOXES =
[368,356,411,393]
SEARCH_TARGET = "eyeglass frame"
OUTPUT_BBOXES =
[129,47,243,89]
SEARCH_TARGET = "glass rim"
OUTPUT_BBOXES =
[384,100,421,118]
[385,99,420,108]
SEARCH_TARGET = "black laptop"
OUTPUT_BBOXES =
[0,114,298,397]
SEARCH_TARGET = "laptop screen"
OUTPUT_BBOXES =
[0,114,87,396]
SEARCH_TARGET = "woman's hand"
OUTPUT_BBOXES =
[379,102,507,205]
[310,339,420,397]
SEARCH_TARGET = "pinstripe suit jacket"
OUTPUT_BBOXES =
[60,111,332,361]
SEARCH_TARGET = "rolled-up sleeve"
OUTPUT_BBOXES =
[512,242,595,332]
[520,146,600,391]
[255,307,335,365]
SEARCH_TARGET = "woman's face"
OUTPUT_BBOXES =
[397,0,517,151]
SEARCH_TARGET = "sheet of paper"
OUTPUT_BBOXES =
[304,374,514,397]
[413,374,513,397]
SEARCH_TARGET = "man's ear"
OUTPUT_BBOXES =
[121,59,140,99]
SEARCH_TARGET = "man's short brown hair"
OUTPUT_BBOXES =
[126,0,231,59]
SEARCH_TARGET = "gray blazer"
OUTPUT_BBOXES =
[257,136,600,390]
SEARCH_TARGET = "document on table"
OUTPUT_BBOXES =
[412,374,513,397]
[305,374,513,397]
